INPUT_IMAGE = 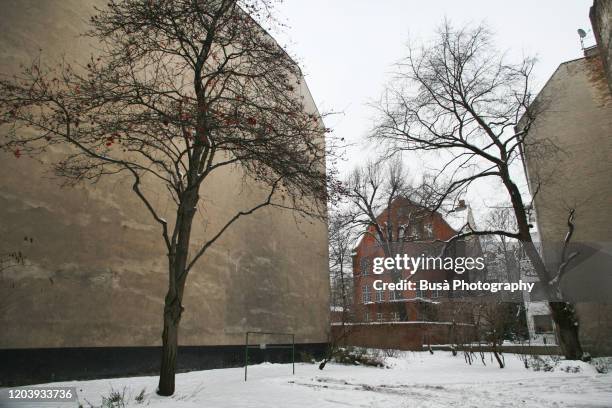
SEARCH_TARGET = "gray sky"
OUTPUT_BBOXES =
[274,0,595,219]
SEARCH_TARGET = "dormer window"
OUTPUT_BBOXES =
[408,223,419,239]
[424,222,433,239]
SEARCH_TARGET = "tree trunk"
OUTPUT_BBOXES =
[502,165,585,361]
[157,188,199,396]
[492,339,505,368]
[520,240,584,359]
[158,297,183,396]
[549,301,583,360]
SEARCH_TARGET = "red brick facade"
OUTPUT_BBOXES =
[331,322,475,351]
[350,198,479,324]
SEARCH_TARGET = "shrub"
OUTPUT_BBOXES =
[332,347,386,368]
[83,387,126,408]
[524,355,558,372]
[591,357,612,374]
[134,388,145,404]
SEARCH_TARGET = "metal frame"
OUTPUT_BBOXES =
[244,331,295,381]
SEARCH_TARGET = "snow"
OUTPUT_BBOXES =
[331,321,473,326]
[389,296,441,304]
[16,352,612,407]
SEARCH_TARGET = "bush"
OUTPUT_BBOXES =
[591,357,612,374]
[524,355,559,372]
[524,355,585,373]
[134,388,145,404]
[101,388,126,408]
[559,365,582,374]
[83,387,126,408]
[383,348,399,358]
[332,347,386,368]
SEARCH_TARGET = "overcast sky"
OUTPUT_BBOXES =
[274,0,595,219]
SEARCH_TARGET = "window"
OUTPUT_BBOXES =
[375,290,384,303]
[362,285,371,303]
[408,223,419,239]
[424,222,433,239]
[415,288,425,298]
[390,312,400,321]
[533,315,554,334]
[364,311,370,322]
[360,257,370,276]
[390,290,403,301]
[376,312,384,322]
[431,288,440,298]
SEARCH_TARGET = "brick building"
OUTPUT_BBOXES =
[354,198,448,324]
[351,197,483,324]
[329,197,484,350]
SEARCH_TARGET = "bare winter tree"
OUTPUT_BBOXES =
[344,158,435,320]
[328,209,354,319]
[482,208,521,286]
[0,0,328,395]
[372,21,584,359]
[319,208,354,370]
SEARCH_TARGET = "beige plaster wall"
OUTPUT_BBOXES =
[0,0,330,348]
[522,55,612,354]
[524,57,611,247]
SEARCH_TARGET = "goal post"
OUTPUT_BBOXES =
[244,331,295,381]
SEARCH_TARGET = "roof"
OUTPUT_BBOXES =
[352,196,478,252]
[443,205,477,233]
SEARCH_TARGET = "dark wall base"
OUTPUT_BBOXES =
[0,343,328,387]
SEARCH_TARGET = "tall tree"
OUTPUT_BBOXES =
[319,208,354,370]
[344,159,434,321]
[372,21,584,359]
[0,0,328,395]
[328,209,354,317]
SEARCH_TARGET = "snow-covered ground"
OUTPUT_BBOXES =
[18,352,612,407]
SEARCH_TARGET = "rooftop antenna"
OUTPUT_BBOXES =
[577,28,587,50]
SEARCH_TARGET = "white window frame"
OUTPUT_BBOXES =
[362,285,371,303]
[360,257,370,276]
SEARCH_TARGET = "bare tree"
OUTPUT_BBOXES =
[372,21,584,359]
[328,209,354,318]
[344,158,434,320]
[482,208,522,294]
[0,0,328,395]
[472,300,525,369]
[319,208,354,370]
